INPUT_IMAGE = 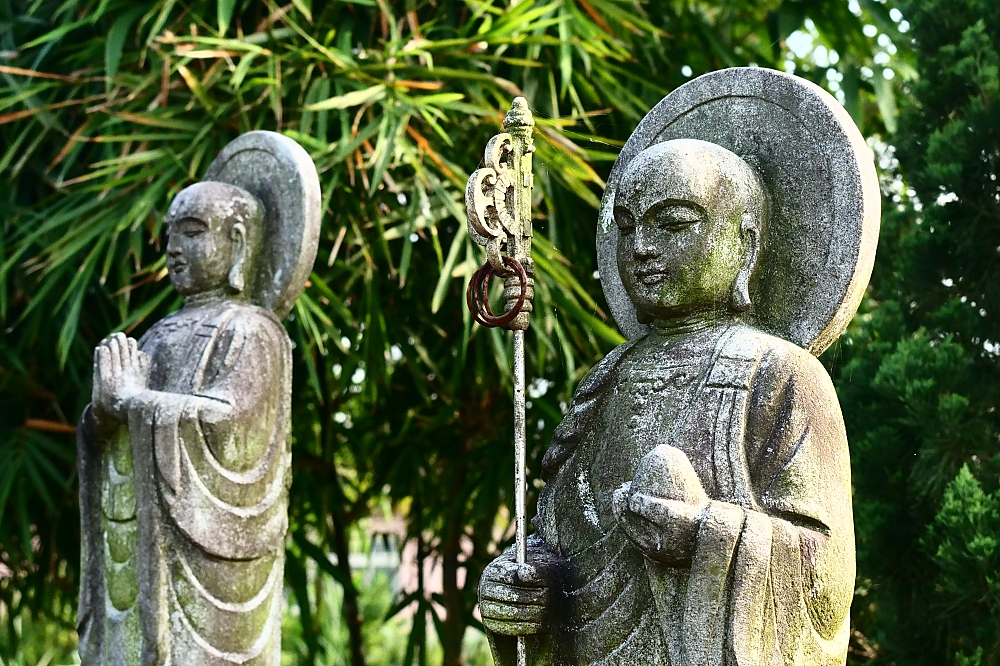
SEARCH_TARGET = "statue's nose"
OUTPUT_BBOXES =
[633,226,657,259]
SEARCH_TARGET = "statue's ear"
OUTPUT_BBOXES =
[731,213,760,313]
[228,223,247,294]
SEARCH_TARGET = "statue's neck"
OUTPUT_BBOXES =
[649,313,735,338]
[183,288,229,310]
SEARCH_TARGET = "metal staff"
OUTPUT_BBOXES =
[465,98,535,666]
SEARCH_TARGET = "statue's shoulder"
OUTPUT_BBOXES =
[573,338,639,400]
[225,302,288,335]
[216,303,292,358]
[724,325,833,393]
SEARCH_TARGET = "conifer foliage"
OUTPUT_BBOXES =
[832,0,1000,662]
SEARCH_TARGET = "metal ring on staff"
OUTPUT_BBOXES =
[466,256,528,329]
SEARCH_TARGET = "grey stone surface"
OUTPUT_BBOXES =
[478,68,879,666]
[77,132,320,666]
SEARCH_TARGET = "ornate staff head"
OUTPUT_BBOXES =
[465,98,535,331]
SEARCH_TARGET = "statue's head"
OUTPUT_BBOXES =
[165,182,264,298]
[613,138,768,325]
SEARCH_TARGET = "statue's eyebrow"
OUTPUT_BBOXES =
[640,198,706,222]
[167,216,209,229]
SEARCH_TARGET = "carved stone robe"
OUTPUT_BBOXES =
[489,323,854,666]
[78,301,292,666]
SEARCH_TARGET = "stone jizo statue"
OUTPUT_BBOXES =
[478,68,880,666]
[77,132,320,666]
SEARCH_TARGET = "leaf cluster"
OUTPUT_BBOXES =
[827,0,1000,662]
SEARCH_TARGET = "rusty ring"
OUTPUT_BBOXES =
[466,264,495,328]
[465,256,528,329]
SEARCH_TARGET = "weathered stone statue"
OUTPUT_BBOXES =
[479,68,880,665]
[76,132,320,666]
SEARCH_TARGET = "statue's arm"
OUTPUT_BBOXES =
[617,343,854,625]
[746,347,853,535]
[741,346,855,639]
[128,313,290,474]
[128,311,289,415]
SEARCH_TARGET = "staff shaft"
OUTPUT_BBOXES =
[513,328,527,666]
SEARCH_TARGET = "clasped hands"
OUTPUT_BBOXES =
[479,445,708,637]
[92,332,150,423]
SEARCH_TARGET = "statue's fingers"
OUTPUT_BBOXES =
[107,334,125,372]
[612,484,632,521]
[126,336,138,366]
[479,581,547,606]
[483,558,519,586]
[514,562,550,587]
[628,493,676,527]
[481,617,543,637]
[113,333,130,364]
[97,346,114,381]
[617,511,662,554]
[92,348,105,399]
[479,600,545,624]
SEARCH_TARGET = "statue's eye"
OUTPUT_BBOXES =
[614,207,636,233]
[655,205,700,228]
[174,218,208,238]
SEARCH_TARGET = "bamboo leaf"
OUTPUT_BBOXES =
[106,9,144,79]
[306,84,387,111]
[217,0,236,36]
[872,69,898,133]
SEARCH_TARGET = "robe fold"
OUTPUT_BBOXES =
[78,301,292,666]
[489,324,854,666]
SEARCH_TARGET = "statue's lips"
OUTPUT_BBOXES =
[169,262,188,274]
[634,269,668,286]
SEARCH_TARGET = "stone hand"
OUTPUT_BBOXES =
[93,332,150,422]
[613,444,709,566]
[613,487,706,566]
[479,546,557,636]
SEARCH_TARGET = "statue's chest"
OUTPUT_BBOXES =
[591,357,711,498]
[142,313,221,392]
[551,349,716,557]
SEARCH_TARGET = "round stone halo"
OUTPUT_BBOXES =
[597,67,880,355]
[205,130,321,319]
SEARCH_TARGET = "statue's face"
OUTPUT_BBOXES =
[164,182,259,297]
[166,191,235,296]
[165,215,232,296]
[614,140,761,323]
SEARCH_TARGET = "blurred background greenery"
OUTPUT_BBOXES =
[0,0,997,664]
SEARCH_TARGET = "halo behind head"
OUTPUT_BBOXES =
[204,131,321,319]
[597,67,880,355]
